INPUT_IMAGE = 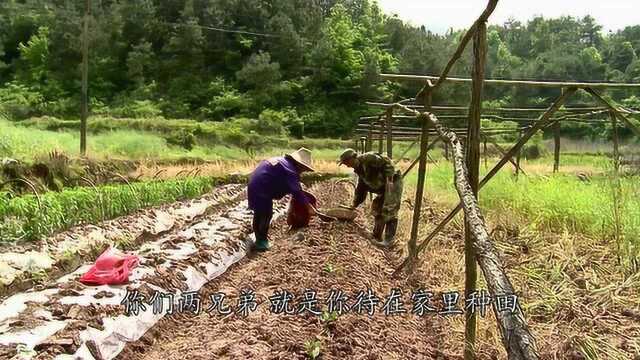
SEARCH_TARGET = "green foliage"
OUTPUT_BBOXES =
[111,100,163,119]
[621,95,640,108]
[236,52,281,89]
[0,177,220,243]
[522,132,547,160]
[164,129,196,150]
[320,310,338,323]
[0,1,639,141]
[0,82,45,120]
[304,339,322,360]
[417,158,640,269]
[203,88,248,121]
[16,26,50,90]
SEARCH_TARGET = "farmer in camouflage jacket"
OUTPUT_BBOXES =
[338,149,403,247]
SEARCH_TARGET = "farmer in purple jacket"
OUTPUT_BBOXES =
[248,148,316,251]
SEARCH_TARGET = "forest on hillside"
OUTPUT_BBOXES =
[1,0,639,138]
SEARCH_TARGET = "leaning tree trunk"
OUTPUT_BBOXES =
[394,102,539,360]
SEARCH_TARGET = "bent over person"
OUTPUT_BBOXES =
[247,148,317,251]
[338,149,403,247]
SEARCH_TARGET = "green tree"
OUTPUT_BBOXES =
[607,40,637,72]
[236,51,282,89]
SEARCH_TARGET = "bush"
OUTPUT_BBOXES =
[111,100,163,118]
[202,88,248,120]
[522,143,545,159]
[255,109,291,136]
[523,133,546,160]
[164,129,196,150]
[0,83,45,120]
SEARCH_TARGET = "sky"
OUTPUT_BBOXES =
[376,0,639,34]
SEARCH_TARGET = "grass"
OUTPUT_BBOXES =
[0,119,347,163]
[401,153,640,268]
[390,149,640,358]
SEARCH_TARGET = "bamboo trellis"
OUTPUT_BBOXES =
[351,0,640,359]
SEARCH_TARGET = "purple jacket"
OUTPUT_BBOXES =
[247,156,308,213]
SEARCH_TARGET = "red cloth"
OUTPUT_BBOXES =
[287,190,317,229]
[79,248,139,285]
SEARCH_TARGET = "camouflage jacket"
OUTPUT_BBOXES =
[352,152,397,207]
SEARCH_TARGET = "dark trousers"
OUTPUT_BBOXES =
[252,210,273,242]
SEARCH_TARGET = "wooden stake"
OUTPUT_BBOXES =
[386,109,393,158]
[366,119,373,152]
[483,136,488,169]
[553,121,560,173]
[464,21,487,360]
[585,88,640,139]
[378,121,384,154]
[515,129,523,179]
[80,0,90,156]
[407,86,432,272]
[611,111,620,173]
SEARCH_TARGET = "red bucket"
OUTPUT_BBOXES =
[287,190,317,229]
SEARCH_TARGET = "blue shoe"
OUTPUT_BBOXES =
[254,239,270,251]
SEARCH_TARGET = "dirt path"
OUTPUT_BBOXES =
[119,182,452,360]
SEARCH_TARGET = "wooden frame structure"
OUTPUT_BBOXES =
[360,104,620,173]
[354,1,640,359]
[354,120,529,175]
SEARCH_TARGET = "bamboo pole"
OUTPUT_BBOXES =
[407,86,432,272]
[485,137,527,175]
[360,115,417,120]
[584,88,640,139]
[394,137,419,165]
[394,88,577,275]
[378,122,384,153]
[611,111,620,173]
[553,121,560,173]
[366,119,373,152]
[357,129,520,138]
[382,73,640,89]
[418,0,498,96]
[386,109,393,158]
[483,137,488,169]
[429,112,539,360]
[433,114,609,123]
[402,135,440,178]
[464,21,487,359]
[366,102,608,113]
[515,129,523,179]
[357,124,521,132]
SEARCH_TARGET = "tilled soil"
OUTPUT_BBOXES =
[119,182,455,360]
[0,183,290,359]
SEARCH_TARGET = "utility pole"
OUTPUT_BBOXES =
[80,0,90,156]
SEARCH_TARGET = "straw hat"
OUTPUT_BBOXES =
[286,147,315,172]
